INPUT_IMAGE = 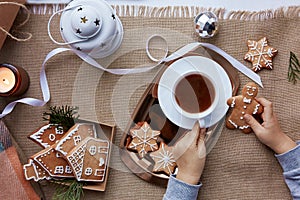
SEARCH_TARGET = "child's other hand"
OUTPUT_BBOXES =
[244,98,297,154]
[173,122,206,185]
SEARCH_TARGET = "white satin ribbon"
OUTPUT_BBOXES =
[0,40,262,118]
[199,42,263,88]
[0,46,165,118]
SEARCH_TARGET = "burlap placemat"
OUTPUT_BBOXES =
[0,5,299,200]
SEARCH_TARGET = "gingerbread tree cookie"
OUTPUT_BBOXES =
[244,37,278,72]
[150,142,177,176]
[127,122,160,158]
[226,82,263,133]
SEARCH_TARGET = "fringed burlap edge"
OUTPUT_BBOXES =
[26,4,299,20]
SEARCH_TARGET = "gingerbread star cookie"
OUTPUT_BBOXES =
[127,122,160,158]
[244,37,278,72]
[150,142,177,176]
[226,82,263,133]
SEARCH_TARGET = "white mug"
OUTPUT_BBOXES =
[171,71,219,128]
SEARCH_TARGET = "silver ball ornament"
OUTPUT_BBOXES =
[194,11,218,38]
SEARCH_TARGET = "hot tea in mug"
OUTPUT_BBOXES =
[174,73,216,114]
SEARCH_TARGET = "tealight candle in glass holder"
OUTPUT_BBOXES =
[0,63,30,97]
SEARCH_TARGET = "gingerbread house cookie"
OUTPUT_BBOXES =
[23,159,51,181]
[149,142,177,176]
[28,124,65,148]
[66,137,110,182]
[127,122,160,158]
[226,82,263,133]
[55,123,97,156]
[30,147,74,178]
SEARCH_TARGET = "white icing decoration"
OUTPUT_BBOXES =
[85,167,93,176]
[240,117,244,120]
[239,125,250,130]
[89,145,97,155]
[54,166,64,174]
[23,159,40,181]
[73,135,81,145]
[253,104,260,114]
[150,143,176,175]
[94,169,104,176]
[55,126,64,134]
[98,146,109,153]
[231,98,235,107]
[229,120,238,128]
[246,91,254,96]
[229,120,249,130]
[49,133,56,141]
[243,97,252,104]
[242,112,245,114]
[244,105,247,109]
[99,157,105,167]
[65,166,72,174]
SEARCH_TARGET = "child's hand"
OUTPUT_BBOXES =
[173,122,206,185]
[244,98,297,154]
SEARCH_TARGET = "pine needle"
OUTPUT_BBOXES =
[288,51,300,84]
[43,105,79,131]
[52,179,85,200]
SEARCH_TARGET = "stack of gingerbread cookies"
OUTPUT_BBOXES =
[127,122,177,176]
[23,123,110,183]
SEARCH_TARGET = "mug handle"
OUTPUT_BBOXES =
[198,118,206,128]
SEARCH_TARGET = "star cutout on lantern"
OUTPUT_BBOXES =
[149,142,177,176]
[127,122,160,158]
[244,37,278,72]
[76,28,82,34]
[80,16,88,23]
[77,7,83,11]
[111,14,116,20]
[76,47,81,51]
[94,18,100,26]
[100,43,106,48]
[60,27,63,31]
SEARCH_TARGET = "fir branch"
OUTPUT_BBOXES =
[288,51,300,84]
[52,179,85,200]
[43,105,79,130]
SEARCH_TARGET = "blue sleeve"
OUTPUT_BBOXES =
[275,142,300,200]
[163,174,202,200]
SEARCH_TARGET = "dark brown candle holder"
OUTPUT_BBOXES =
[0,63,30,97]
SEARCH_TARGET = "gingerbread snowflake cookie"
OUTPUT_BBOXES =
[127,122,160,158]
[150,142,177,176]
[244,37,278,72]
[226,82,263,133]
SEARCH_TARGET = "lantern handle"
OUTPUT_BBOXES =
[47,4,88,45]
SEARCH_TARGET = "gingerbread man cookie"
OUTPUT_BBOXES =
[226,82,263,133]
